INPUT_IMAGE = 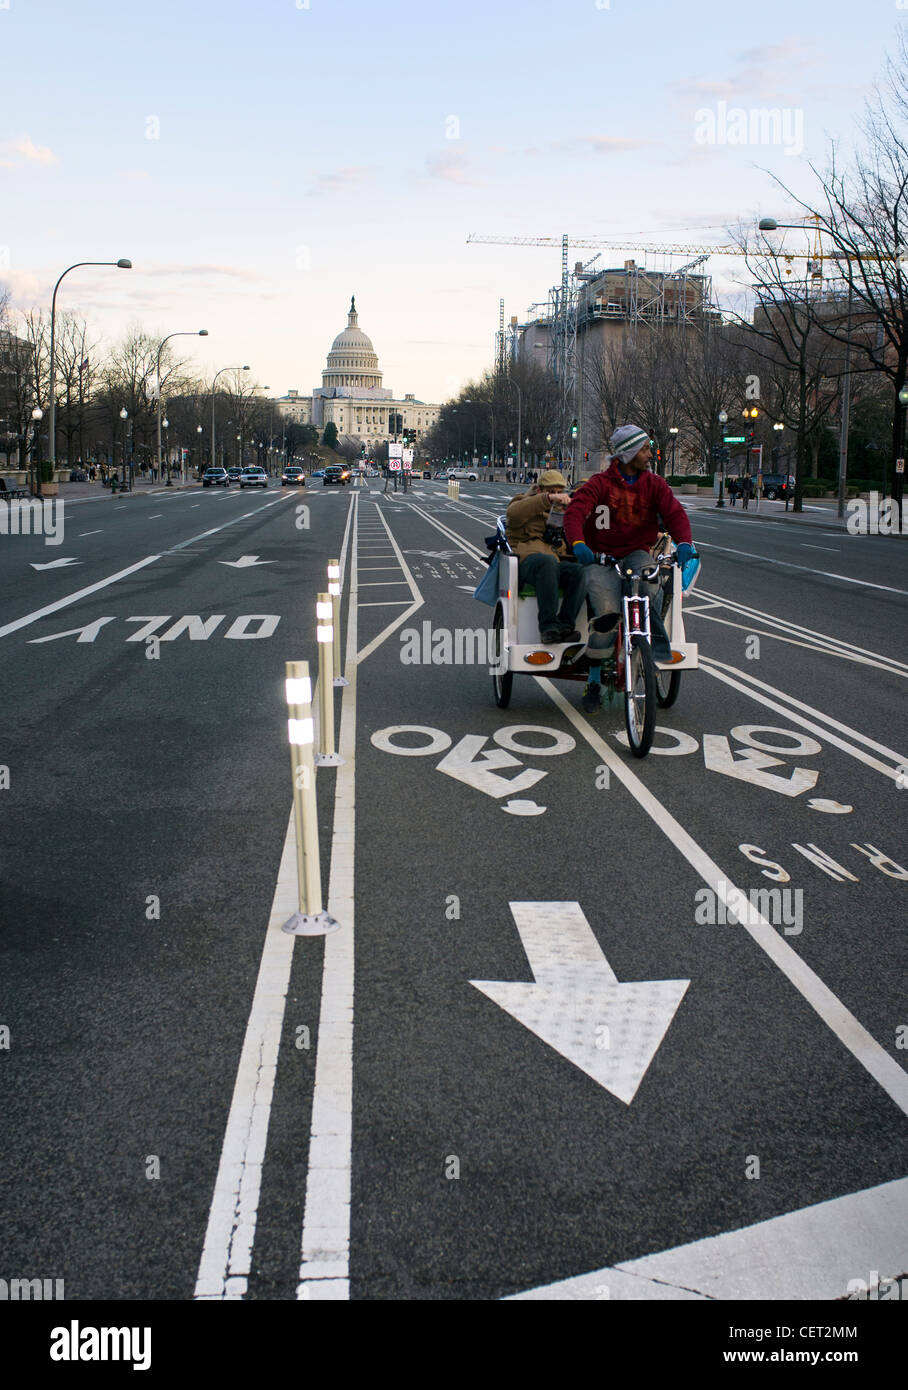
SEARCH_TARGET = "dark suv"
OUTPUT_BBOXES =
[759,473,791,500]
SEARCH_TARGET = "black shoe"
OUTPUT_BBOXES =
[558,627,583,643]
[540,627,563,643]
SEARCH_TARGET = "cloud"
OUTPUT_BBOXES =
[307,166,370,196]
[423,148,483,185]
[13,137,57,165]
[552,135,648,154]
[136,264,265,283]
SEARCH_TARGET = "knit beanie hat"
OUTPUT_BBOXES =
[609,425,650,466]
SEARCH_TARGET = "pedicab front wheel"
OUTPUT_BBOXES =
[625,633,656,757]
[491,603,513,708]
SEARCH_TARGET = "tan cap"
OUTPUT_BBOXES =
[538,469,567,487]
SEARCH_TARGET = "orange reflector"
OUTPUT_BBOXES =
[669,650,684,663]
[526,650,555,665]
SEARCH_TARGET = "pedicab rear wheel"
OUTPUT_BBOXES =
[656,588,682,708]
[491,603,513,708]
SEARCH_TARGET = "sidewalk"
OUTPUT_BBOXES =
[48,477,198,501]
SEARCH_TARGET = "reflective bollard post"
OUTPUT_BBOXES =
[315,593,343,766]
[281,660,339,935]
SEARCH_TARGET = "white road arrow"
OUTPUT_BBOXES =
[703,734,818,797]
[30,558,80,570]
[471,902,689,1104]
[218,555,274,568]
[436,734,546,799]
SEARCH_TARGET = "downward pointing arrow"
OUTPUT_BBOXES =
[471,902,689,1104]
[218,555,274,568]
[31,557,80,570]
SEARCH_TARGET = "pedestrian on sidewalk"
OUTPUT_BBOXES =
[741,473,754,510]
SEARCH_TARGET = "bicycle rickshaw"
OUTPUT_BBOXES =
[481,518,700,758]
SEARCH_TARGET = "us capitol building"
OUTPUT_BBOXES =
[275,297,441,451]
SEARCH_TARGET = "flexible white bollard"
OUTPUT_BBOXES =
[315,593,343,766]
[327,559,349,688]
[281,660,339,935]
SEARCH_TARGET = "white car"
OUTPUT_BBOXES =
[239,467,267,488]
[447,467,478,481]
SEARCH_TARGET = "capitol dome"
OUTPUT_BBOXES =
[322,296,383,389]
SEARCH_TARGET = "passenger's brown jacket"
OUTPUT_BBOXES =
[505,489,576,562]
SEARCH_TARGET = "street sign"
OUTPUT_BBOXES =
[723,435,746,444]
[388,460,400,471]
[402,461,412,471]
[402,448,414,465]
[897,458,905,474]
[389,442,403,459]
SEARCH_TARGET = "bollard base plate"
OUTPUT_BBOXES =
[281,910,341,936]
[314,752,344,766]
[332,676,350,687]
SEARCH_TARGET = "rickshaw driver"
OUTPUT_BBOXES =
[505,468,586,643]
[563,424,699,713]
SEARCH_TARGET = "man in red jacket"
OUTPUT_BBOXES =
[563,425,698,712]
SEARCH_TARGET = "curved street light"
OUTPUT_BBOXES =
[47,259,131,487]
[211,366,249,472]
[156,330,208,484]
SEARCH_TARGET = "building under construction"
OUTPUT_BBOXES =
[510,245,721,476]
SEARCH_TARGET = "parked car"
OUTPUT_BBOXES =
[239,467,268,488]
[759,473,791,501]
[447,467,478,481]
[433,469,451,479]
[281,466,306,486]
[323,465,349,486]
[203,468,230,487]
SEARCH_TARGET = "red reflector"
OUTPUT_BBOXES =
[526,651,555,665]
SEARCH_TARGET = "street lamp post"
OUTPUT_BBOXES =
[30,407,43,496]
[194,424,203,482]
[47,258,131,488]
[156,329,207,486]
[211,365,250,473]
[717,411,727,506]
[117,405,128,489]
[669,426,679,473]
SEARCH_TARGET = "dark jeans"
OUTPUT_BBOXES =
[518,552,584,630]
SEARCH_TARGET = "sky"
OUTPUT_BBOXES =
[1,0,903,404]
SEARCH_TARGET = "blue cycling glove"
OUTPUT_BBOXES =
[573,543,596,566]
[676,542,700,592]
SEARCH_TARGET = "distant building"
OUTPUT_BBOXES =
[273,297,441,452]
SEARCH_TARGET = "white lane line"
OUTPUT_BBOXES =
[700,658,907,777]
[354,508,423,664]
[0,556,161,640]
[149,513,163,519]
[193,815,298,1299]
[696,540,908,595]
[194,491,357,1300]
[358,580,411,587]
[694,586,908,676]
[539,679,908,1118]
[165,493,295,554]
[191,504,200,508]
[509,1175,908,1301]
[78,530,102,537]
[802,543,840,552]
[297,501,359,1301]
[358,600,413,607]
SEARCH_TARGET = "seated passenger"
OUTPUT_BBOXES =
[505,469,585,643]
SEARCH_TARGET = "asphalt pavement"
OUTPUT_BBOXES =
[0,477,905,1308]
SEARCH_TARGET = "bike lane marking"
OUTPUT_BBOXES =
[194,492,356,1300]
[508,1174,908,1300]
[538,676,908,1118]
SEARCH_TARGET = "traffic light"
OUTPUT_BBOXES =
[584,451,589,461]
[570,419,578,439]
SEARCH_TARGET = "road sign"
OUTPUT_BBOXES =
[723,435,746,444]
[402,448,414,465]
[897,458,905,474]
[389,442,402,459]
[402,461,412,471]
[388,460,400,471]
